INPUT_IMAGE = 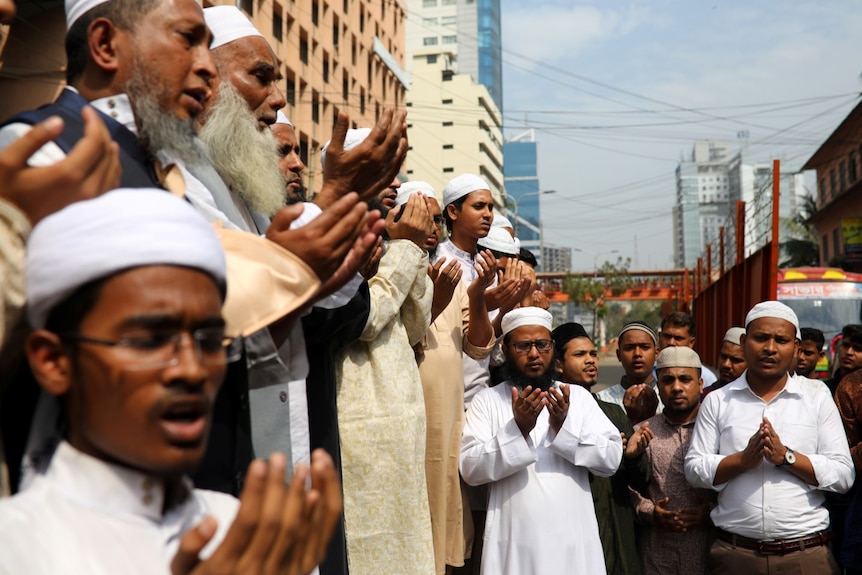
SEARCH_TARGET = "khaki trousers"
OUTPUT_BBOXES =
[708,538,840,575]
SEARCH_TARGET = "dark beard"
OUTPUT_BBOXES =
[504,361,554,391]
[367,197,391,219]
[285,181,307,205]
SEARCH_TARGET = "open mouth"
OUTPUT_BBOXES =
[159,399,209,444]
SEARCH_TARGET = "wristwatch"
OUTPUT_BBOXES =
[776,447,796,468]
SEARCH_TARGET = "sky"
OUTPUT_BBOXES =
[498,0,862,271]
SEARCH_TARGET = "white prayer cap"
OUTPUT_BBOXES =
[745,301,801,339]
[501,307,553,337]
[478,227,519,256]
[514,237,521,251]
[655,346,702,370]
[618,321,657,346]
[723,327,746,346]
[66,0,111,29]
[395,181,435,207]
[205,5,264,50]
[443,174,490,206]
[320,128,372,169]
[275,110,293,127]
[26,189,227,329]
[491,213,514,231]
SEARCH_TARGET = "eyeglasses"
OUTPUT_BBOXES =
[61,327,241,371]
[432,215,445,226]
[509,339,554,354]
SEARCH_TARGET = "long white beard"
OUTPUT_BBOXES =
[198,82,286,217]
[126,56,204,166]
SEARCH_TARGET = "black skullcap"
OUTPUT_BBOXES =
[552,322,591,357]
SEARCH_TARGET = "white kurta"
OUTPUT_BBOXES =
[460,382,623,575]
[0,442,239,574]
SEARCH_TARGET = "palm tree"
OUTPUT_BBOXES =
[780,194,819,267]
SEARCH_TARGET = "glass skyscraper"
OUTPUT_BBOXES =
[504,139,540,243]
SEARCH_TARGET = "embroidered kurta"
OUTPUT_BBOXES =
[0,442,239,574]
[418,281,494,573]
[629,413,714,575]
[461,382,623,575]
[336,239,435,575]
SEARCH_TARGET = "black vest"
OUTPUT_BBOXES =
[3,89,163,189]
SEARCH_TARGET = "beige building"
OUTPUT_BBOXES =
[405,51,504,206]
[0,0,409,197]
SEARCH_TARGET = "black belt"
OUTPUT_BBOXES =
[716,528,833,556]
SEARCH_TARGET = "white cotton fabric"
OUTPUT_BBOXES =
[655,346,702,370]
[275,110,293,127]
[501,307,552,337]
[477,227,519,256]
[26,189,226,329]
[443,174,490,206]
[65,0,111,29]
[745,300,801,339]
[320,127,371,169]
[723,327,746,345]
[491,213,514,231]
[395,181,435,207]
[205,5,264,50]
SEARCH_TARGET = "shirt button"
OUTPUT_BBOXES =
[107,98,115,108]
[279,391,288,403]
[143,493,154,506]
[110,111,118,118]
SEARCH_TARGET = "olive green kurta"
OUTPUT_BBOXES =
[589,395,651,575]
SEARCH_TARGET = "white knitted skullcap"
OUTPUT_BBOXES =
[395,181,436,207]
[205,5,264,50]
[320,128,372,169]
[745,301,801,339]
[501,307,552,337]
[443,174,490,206]
[275,110,293,127]
[478,227,519,256]
[723,327,746,346]
[655,346,702,370]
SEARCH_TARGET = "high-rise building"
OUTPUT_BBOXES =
[405,0,505,208]
[503,131,539,244]
[674,140,809,268]
[0,0,409,198]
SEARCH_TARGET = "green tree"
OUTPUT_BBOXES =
[780,194,819,268]
[562,257,633,336]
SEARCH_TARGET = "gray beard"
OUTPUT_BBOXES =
[125,57,204,166]
[505,361,554,391]
[198,82,286,217]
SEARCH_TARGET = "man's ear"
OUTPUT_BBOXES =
[446,203,459,222]
[553,358,563,374]
[87,18,122,74]
[25,330,73,397]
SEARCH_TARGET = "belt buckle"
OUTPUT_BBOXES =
[756,541,780,556]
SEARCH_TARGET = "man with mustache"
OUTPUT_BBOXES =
[685,301,854,574]
[273,111,306,204]
[702,327,746,396]
[460,307,622,575]
[0,190,341,574]
[626,346,714,575]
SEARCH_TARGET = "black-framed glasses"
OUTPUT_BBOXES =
[509,339,554,354]
[432,215,445,226]
[61,327,241,371]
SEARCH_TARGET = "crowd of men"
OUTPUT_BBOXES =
[1,1,862,574]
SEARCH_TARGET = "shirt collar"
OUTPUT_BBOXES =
[66,87,138,135]
[46,441,190,521]
[729,371,802,398]
[439,239,475,261]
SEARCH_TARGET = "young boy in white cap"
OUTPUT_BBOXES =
[0,190,341,575]
[685,301,854,574]
[461,307,622,575]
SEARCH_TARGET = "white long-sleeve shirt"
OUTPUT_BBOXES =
[461,381,622,575]
[0,442,239,574]
[684,372,854,540]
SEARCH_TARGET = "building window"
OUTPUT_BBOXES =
[240,0,253,16]
[443,167,454,173]
[442,98,453,104]
[342,73,348,101]
[442,121,453,126]
[312,0,319,25]
[422,0,436,6]
[423,37,438,46]
[442,35,457,44]
[850,152,859,183]
[285,76,296,106]
[272,7,283,41]
[332,16,339,46]
[830,168,838,199]
[360,88,366,115]
[426,54,437,64]
[312,91,320,123]
[441,15,456,25]
[840,161,848,192]
[442,70,454,81]
[423,17,438,25]
[442,0,456,4]
[300,34,309,64]
[442,144,453,149]
[343,0,348,13]
[834,228,841,260]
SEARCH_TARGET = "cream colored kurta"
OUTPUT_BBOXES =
[418,281,493,574]
[336,239,435,575]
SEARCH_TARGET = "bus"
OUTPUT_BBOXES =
[777,267,862,376]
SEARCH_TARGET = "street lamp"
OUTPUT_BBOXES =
[510,189,556,237]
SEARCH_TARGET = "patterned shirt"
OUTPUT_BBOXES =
[630,413,714,575]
